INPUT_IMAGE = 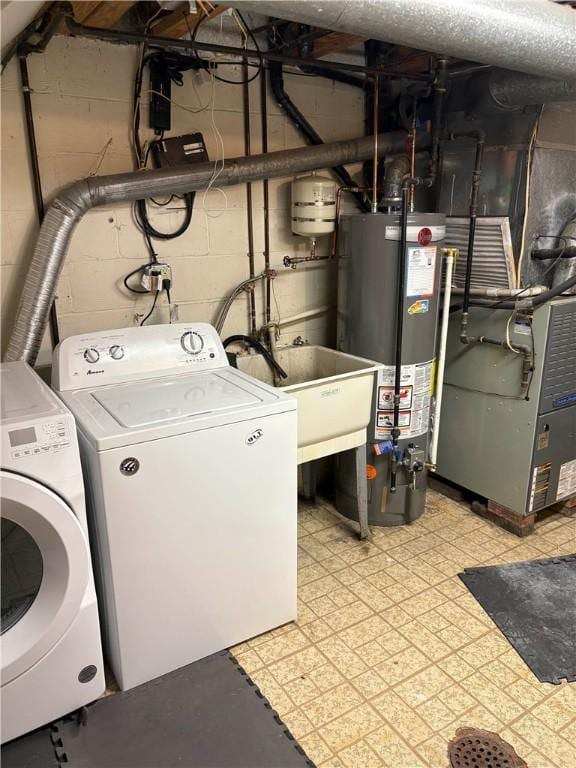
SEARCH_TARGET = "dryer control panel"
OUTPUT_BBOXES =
[53,323,229,391]
[6,419,71,460]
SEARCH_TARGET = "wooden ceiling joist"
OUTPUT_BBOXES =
[69,1,101,23]
[311,32,367,59]
[71,1,136,29]
[152,3,227,40]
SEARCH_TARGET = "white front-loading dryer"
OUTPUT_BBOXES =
[53,323,298,692]
[0,362,105,744]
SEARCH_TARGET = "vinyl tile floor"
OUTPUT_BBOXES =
[231,491,576,768]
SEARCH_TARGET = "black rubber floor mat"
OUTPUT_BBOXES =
[1,726,59,768]
[55,651,312,767]
[460,554,576,684]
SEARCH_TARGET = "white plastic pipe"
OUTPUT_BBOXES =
[269,305,335,328]
[430,251,454,468]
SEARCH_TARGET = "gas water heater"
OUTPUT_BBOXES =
[336,212,446,526]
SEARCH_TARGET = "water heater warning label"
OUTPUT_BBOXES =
[374,360,433,440]
[406,246,436,298]
[557,459,576,501]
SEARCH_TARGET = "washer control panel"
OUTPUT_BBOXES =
[8,418,71,460]
[53,323,229,391]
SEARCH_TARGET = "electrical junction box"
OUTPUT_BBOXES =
[141,263,172,293]
[435,296,576,518]
[150,133,208,169]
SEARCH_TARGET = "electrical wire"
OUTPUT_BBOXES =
[201,71,228,217]
[139,87,212,114]
[140,290,160,325]
[123,264,150,294]
[187,9,263,85]
[505,311,521,353]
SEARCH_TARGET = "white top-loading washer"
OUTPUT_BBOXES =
[1,362,104,744]
[53,323,298,691]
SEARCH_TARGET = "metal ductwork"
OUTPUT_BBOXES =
[230,0,576,81]
[5,130,428,365]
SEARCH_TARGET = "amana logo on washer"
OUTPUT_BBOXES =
[246,429,263,446]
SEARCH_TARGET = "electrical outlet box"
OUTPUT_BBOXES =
[141,263,172,292]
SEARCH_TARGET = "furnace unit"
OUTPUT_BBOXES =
[435,296,576,532]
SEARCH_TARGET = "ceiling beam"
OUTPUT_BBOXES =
[78,2,137,29]
[69,2,101,23]
[310,32,367,59]
[152,3,227,40]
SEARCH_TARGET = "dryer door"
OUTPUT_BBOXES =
[1,470,90,684]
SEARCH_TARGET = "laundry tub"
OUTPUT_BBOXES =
[235,345,381,465]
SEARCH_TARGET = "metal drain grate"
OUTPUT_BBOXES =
[448,728,527,768]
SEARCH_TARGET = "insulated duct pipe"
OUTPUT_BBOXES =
[551,216,576,294]
[230,1,576,81]
[6,130,427,365]
[469,69,576,113]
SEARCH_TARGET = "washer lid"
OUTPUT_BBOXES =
[92,372,263,428]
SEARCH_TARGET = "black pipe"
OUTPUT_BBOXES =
[223,335,288,380]
[242,61,257,336]
[390,185,410,494]
[269,62,369,211]
[428,59,448,190]
[19,7,63,56]
[65,17,432,82]
[532,246,576,260]
[449,130,485,342]
[1,4,62,72]
[259,69,272,324]
[18,53,60,347]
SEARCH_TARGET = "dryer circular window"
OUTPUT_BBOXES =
[0,471,90,685]
[1,517,43,634]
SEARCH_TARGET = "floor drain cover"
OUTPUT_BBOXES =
[448,727,527,768]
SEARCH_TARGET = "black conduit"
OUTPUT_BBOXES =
[18,53,60,347]
[390,184,410,494]
[532,246,576,260]
[269,62,369,211]
[450,130,485,343]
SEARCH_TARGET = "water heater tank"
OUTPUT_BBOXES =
[291,175,336,238]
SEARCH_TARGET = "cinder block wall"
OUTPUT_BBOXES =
[1,36,364,363]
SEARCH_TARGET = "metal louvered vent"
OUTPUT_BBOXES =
[540,301,576,412]
[445,217,516,289]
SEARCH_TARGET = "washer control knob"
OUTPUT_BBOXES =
[83,347,100,364]
[180,331,204,355]
[109,345,125,361]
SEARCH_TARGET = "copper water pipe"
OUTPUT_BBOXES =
[332,186,371,257]
[372,75,380,213]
